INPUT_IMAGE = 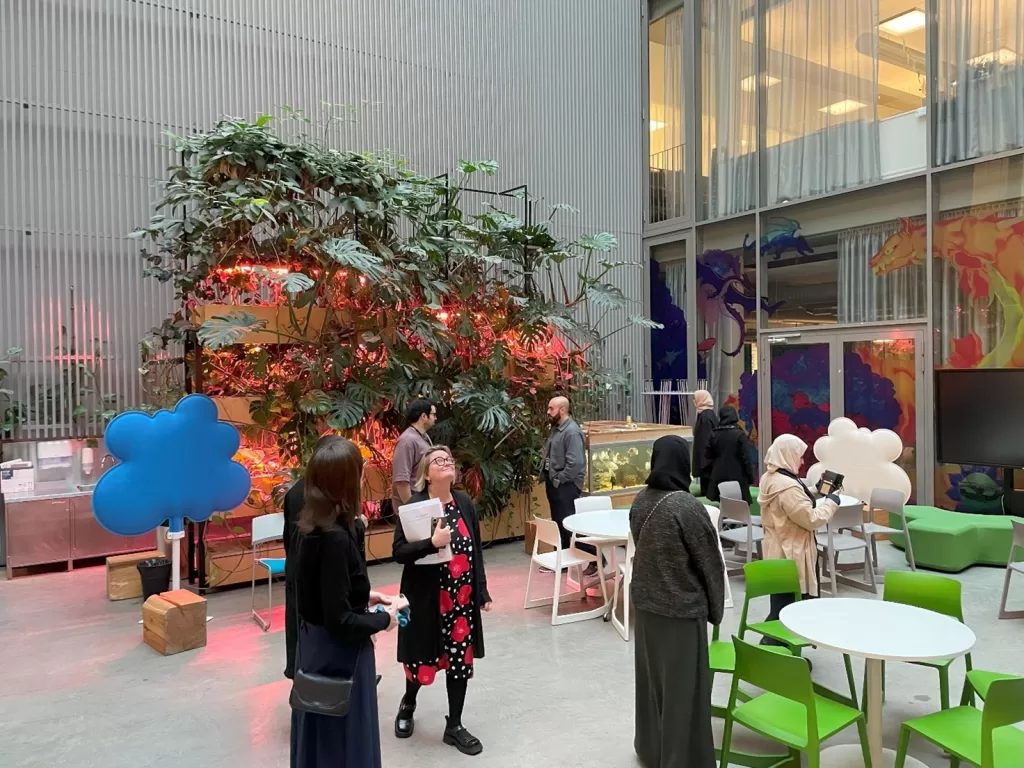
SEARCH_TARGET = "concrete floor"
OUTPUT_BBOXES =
[1,541,1021,767]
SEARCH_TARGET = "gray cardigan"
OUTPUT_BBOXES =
[628,488,726,625]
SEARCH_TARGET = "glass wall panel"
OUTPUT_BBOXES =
[935,0,1024,165]
[699,0,757,220]
[761,178,928,327]
[650,241,689,420]
[696,217,760,465]
[762,0,928,206]
[934,156,1024,511]
[649,3,687,223]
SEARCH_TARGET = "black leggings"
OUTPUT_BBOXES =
[404,676,469,727]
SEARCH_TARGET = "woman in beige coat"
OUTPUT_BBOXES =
[757,434,839,638]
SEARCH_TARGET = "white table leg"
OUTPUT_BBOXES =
[865,657,884,767]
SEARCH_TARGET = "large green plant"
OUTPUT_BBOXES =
[133,116,657,517]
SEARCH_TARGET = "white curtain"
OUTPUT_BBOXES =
[935,201,1022,364]
[650,8,686,222]
[935,0,1024,165]
[763,0,881,205]
[837,222,928,323]
[702,0,757,218]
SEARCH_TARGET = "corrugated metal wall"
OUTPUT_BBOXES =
[0,0,645,437]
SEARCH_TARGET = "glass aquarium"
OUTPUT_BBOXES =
[583,421,693,496]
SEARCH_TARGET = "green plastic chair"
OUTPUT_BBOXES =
[878,571,973,711]
[739,560,858,707]
[720,637,872,768]
[960,669,1023,706]
[709,624,792,718]
[895,677,1024,767]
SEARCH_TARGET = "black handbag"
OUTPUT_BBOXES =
[289,668,354,717]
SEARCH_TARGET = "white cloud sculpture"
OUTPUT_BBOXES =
[806,417,912,504]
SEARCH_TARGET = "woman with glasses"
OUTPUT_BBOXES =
[391,446,492,757]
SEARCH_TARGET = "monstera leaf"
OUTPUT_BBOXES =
[197,311,267,350]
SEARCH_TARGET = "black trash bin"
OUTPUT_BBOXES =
[137,557,172,601]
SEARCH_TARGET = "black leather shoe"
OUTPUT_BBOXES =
[395,700,415,739]
[443,716,483,755]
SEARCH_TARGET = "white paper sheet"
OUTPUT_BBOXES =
[397,497,452,565]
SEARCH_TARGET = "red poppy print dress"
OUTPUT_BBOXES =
[404,500,476,685]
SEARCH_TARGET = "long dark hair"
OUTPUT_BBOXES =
[298,437,364,533]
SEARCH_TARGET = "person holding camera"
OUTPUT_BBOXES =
[392,446,492,757]
[290,437,405,768]
[757,434,839,634]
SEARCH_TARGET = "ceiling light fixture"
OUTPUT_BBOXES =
[968,47,1019,66]
[649,120,666,131]
[819,99,866,116]
[878,9,926,36]
[740,74,781,93]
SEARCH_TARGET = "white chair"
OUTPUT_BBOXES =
[859,488,915,571]
[719,481,761,527]
[572,495,626,579]
[610,531,635,641]
[251,512,286,631]
[524,518,608,626]
[998,519,1024,619]
[718,495,763,576]
[816,503,877,596]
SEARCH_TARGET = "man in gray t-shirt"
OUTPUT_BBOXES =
[391,400,436,510]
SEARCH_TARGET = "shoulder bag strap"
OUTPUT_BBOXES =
[636,490,681,544]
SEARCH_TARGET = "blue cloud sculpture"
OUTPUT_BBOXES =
[93,394,252,536]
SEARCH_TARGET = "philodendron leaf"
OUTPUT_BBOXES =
[578,232,618,252]
[197,311,268,350]
[261,270,315,295]
[627,314,664,330]
[324,238,388,282]
[585,283,628,310]
[457,159,499,176]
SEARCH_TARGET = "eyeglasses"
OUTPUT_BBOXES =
[430,456,455,467]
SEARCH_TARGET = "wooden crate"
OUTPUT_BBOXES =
[106,550,163,601]
[143,589,208,655]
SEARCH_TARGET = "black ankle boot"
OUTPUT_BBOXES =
[395,699,415,739]
[443,716,483,755]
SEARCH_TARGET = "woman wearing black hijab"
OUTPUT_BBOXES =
[705,405,756,504]
[629,436,725,768]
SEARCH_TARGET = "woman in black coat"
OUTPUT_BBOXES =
[392,445,492,757]
[289,437,402,768]
[691,389,718,497]
[705,405,756,504]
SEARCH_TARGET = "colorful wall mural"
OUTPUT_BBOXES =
[872,210,1024,511]
[843,340,917,503]
[768,344,831,474]
[650,258,688,387]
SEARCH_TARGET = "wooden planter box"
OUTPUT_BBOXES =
[193,304,392,346]
[212,396,257,425]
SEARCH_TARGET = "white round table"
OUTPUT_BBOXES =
[780,598,976,768]
[816,493,862,508]
[562,508,629,539]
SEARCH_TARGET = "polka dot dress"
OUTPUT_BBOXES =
[404,499,476,685]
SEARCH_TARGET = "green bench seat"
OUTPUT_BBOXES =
[888,505,1024,573]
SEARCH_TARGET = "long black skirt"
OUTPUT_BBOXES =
[290,623,381,768]
[634,610,715,768]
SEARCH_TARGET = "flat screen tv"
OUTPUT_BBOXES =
[935,369,1024,468]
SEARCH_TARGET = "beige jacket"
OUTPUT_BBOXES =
[758,471,837,595]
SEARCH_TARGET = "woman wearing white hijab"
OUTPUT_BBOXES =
[691,390,718,497]
[757,435,839,633]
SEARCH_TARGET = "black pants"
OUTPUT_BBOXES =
[545,480,595,555]
[761,591,815,647]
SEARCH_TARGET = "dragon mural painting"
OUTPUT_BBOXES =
[870,212,1024,511]
[698,237,784,467]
